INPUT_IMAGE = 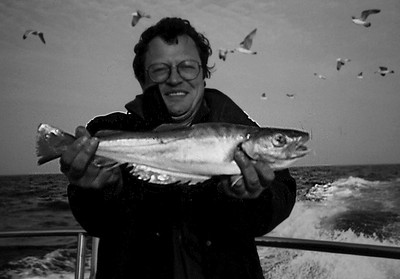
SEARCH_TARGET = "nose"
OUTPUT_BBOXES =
[166,66,183,85]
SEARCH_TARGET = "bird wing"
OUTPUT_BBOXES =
[336,60,344,71]
[131,14,140,26]
[379,66,388,71]
[38,32,46,44]
[23,30,34,39]
[218,49,227,60]
[239,28,257,50]
[137,10,150,18]
[136,10,144,17]
[361,9,381,20]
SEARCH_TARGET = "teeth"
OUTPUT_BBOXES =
[167,92,186,96]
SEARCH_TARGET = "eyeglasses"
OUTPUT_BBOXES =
[146,60,202,83]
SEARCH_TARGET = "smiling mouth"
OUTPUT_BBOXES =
[165,91,187,97]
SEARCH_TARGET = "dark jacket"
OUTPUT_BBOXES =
[68,87,297,279]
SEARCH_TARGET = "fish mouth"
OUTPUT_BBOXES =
[292,144,310,158]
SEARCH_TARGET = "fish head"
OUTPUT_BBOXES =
[241,127,310,169]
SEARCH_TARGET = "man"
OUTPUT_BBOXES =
[62,17,297,279]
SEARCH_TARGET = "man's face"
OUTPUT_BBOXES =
[143,35,205,117]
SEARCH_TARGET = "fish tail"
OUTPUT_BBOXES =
[36,123,76,165]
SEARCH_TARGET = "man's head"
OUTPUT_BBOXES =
[133,17,213,86]
[132,17,213,118]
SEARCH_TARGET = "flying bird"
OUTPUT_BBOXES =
[314,73,327,80]
[374,66,394,76]
[218,48,234,61]
[351,9,381,27]
[235,28,257,54]
[131,10,151,27]
[22,30,46,44]
[260,93,268,100]
[336,58,351,71]
[286,93,295,98]
[357,72,363,79]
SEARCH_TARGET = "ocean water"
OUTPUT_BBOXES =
[0,164,399,279]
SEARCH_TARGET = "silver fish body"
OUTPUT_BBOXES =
[36,123,310,185]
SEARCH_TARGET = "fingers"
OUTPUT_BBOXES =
[223,148,275,199]
[75,126,90,138]
[253,161,275,186]
[77,165,121,190]
[234,148,261,193]
[69,137,99,177]
[60,127,100,185]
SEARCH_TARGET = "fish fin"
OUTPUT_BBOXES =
[94,130,126,138]
[36,124,76,165]
[152,123,187,132]
[126,164,210,185]
[92,156,121,169]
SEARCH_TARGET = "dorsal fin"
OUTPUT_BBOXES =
[153,123,187,132]
[94,130,126,137]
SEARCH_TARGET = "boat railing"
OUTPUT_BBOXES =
[1,230,400,279]
[0,229,98,279]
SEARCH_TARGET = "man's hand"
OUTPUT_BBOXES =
[60,126,121,190]
[220,148,275,199]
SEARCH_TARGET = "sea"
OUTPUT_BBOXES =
[0,164,399,279]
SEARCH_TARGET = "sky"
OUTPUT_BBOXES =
[0,0,399,175]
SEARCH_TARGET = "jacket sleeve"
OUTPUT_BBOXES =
[68,184,124,237]
[67,112,144,237]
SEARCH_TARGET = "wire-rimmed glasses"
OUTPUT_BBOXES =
[146,60,202,83]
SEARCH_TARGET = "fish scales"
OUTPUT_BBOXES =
[36,123,310,185]
[96,123,252,176]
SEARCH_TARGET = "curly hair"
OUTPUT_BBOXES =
[133,17,213,85]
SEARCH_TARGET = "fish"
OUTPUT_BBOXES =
[36,123,310,185]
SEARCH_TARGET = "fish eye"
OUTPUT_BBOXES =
[272,133,286,147]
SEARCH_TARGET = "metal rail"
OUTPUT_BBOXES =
[0,230,98,279]
[1,230,400,279]
[255,236,400,260]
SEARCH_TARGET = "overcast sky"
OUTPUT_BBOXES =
[1,0,399,175]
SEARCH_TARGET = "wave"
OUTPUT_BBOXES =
[303,176,394,202]
[0,247,89,279]
[260,201,400,279]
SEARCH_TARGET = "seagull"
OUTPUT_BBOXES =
[22,30,46,44]
[261,93,268,100]
[286,93,295,98]
[314,73,327,80]
[218,48,234,61]
[336,58,351,71]
[374,66,394,76]
[351,9,381,27]
[357,72,363,79]
[235,28,257,54]
[131,10,151,27]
